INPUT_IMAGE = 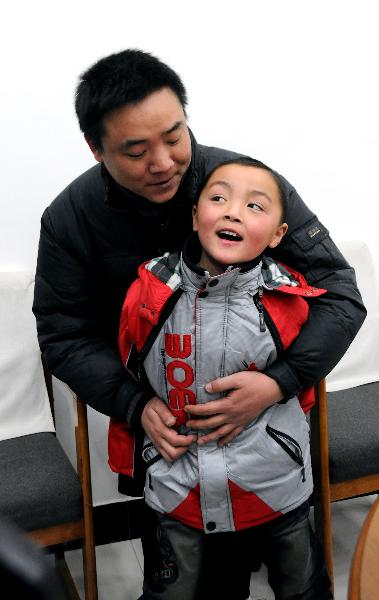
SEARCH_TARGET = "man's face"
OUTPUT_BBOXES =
[192,164,288,275]
[88,87,192,203]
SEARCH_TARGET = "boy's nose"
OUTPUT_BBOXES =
[224,214,241,223]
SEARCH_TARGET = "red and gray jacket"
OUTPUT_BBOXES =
[110,241,326,533]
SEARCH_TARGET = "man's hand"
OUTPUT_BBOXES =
[141,396,196,463]
[185,371,283,446]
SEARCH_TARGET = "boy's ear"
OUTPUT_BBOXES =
[268,223,288,249]
[192,205,199,232]
[85,135,103,162]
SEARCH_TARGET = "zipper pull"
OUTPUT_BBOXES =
[295,446,306,482]
[256,286,266,332]
[259,312,265,332]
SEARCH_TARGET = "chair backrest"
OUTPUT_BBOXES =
[0,270,54,440]
[0,270,98,599]
[326,240,379,392]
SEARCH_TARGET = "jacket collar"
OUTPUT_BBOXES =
[179,234,263,293]
[182,234,262,276]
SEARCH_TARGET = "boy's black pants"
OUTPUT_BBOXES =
[139,501,332,600]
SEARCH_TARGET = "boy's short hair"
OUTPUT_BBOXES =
[200,157,288,223]
[75,49,188,150]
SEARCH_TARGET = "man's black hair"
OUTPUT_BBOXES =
[199,157,288,222]
[75,49,188,150]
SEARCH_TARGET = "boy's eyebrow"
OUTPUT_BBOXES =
[250,189,273,203]
[209,180,273,202]
[118,121,183,150]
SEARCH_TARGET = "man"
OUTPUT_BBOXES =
[33,48,365,484]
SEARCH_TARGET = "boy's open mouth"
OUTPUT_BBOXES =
[217,230,243,242]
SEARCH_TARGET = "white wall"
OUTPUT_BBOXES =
[1,0,378,272]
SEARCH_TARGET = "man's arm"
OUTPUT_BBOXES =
[33,208,149,426]
[265,179,366,395]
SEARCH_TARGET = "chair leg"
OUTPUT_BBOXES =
[82,528,98,600]
[310,379,334,593]
[55,549,82,600]
[76,398,98,600]
[313,494,334,590]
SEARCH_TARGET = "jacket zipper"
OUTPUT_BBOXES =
[266,424,306,482]
[253,287,284,354]
[137,288,184,383]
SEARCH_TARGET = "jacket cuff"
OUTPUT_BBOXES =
[262,360,302,403]
[127,389,152,430]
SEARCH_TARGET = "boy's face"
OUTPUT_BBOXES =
[87,87,191,204]
[192,164,288,276]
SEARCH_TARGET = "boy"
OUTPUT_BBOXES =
[112,157,332,599]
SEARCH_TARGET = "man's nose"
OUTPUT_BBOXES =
[149,147,175,174]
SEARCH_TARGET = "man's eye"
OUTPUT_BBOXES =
[125,151,146,159]
[167,137,180,146]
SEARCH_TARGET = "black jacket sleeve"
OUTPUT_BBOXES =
[33,209,149,426]
[263,178,367,396]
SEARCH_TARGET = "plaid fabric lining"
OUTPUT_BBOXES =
[145,253,182,292]
[262,257,299,288]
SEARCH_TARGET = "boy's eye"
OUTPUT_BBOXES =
[211,194,226,202]
[248,202,263,211]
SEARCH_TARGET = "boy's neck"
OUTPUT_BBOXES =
[183,235,263,276]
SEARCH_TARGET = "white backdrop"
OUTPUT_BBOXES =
[1,0,378,503]
[1,0,378,271]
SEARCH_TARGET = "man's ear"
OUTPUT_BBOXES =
[85,135,103,162]
[268,222,288,248]
[192,205,198,232]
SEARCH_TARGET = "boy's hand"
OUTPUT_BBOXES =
[141,397,196,463]
[185,371,282,446]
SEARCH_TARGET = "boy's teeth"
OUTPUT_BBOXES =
[217,230,243,241]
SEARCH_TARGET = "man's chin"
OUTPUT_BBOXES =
[146,181,181,204]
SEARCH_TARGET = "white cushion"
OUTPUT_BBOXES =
[0,271,54,440]
[327,241,379,392]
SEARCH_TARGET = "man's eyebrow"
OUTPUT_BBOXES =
[164,120,183,135]
[118,121,184,151]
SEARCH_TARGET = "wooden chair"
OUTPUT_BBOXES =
[310,378,379,592]
[0,368,98,600]
[348,495,379,600]
[0,271,98,599]
[310,240,379,592]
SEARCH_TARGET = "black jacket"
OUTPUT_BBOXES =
[33,131,366,425]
